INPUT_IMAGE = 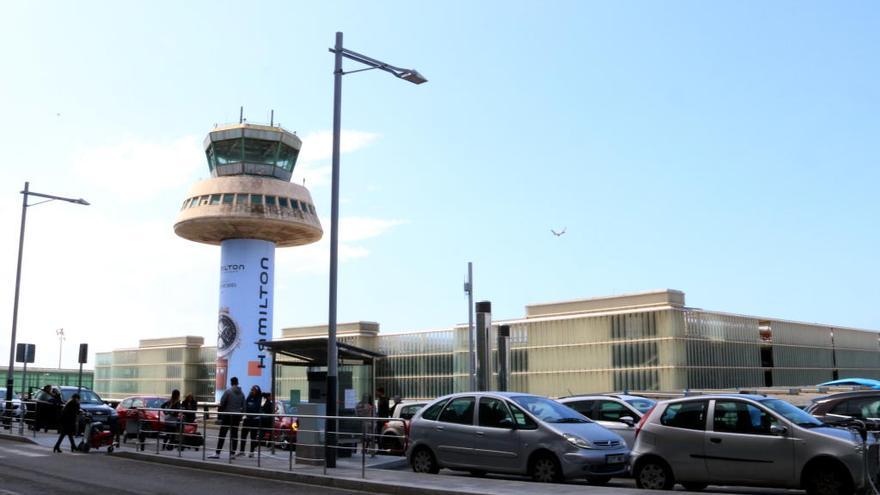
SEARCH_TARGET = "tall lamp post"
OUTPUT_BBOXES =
[55,328,65,369]
[326,31,426,468]
[5,182,89,417]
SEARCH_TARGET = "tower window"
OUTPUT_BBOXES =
[265,195,277,206]
[189,198,199,208]
[236,193,248,205]
[279,198,289,208]
[250,194,263,205]
[209,194,221,205]
[222,194,234,205]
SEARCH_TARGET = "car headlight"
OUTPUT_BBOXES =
[563,433,592,449]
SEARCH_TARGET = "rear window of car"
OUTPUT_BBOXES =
[400,404,423,420]
[420,398,450,421]
[660,401,707,430]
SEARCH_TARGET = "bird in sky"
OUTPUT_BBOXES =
[551,227,566,237]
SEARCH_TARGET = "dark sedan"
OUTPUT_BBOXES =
[28,386,117,434]
[806,390,880,425]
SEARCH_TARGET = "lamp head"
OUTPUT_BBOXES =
[399,70,427,85]
[76,199,90,206]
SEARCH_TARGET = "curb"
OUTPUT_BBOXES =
[0,432,39,445]
[114,451,470,495]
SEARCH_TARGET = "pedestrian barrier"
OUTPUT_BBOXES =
[115,406,405,479]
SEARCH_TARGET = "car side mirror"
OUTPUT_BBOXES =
[770,424,788,436]
[499,418,516,429]
[620,416,635,427]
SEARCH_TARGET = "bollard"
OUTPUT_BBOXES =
[177,418,182,457]
[202,411,207,461]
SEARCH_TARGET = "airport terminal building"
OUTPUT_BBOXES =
[94,290,880,403]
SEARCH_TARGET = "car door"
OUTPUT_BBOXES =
[431,396,476,467]
[657,400,709,482]
[705,399,794,486]
[473,396,520,472]
[594,399,638,446]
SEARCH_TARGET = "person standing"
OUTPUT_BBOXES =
[161,389,182,450]
[355,394,375,455]
[181,392,197,425]
[238,385,262,457]
[208,376,244,459]
[259,393,275,450]
[375,387,390,419]
[53,393,80,453]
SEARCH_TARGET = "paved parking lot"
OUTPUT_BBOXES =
[1,429,811,495]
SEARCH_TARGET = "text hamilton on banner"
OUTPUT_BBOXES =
[217,238,275,401]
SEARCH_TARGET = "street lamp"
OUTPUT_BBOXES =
[55,328,65,369]
[325,31,426,468]
[5,182,89,420]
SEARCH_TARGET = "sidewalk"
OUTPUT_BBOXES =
[2,428,662,495]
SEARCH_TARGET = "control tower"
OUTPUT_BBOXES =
[175,122,322,400]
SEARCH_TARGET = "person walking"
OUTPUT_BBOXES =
[208,376,244,459]
[53,393,80,453]
[238,385,262,457]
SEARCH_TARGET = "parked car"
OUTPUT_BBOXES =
[806,390,880,426]
[0,388,23,419]
[407,392,629,484]
[116,396,167,440]
[29,386,117,434]
[269,400,298,450]
[631,394,875,495]
[379,401,427,455]
[557,394,656,447]
[116,395,201,449]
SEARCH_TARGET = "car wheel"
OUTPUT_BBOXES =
[805,465,852,495]
[411,447,439,474]
[681,482,708,491]
[635,458,675,490]
[530,453,562,483]
[586,475,612,485]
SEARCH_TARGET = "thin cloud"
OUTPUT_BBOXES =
[71,136,203,200]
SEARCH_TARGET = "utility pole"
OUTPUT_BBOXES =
[464,262,475,391]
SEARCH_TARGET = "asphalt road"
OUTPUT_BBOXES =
[0,439,368,495]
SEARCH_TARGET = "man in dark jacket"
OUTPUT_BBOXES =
[208,376,245,459]
[53,394,80,453]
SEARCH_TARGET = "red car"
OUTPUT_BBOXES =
[116,396,200,447]
[268,400,298,450]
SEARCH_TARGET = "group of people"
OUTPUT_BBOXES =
[355,387,392,456]
[156,389,199,449]
[209,376,275,459]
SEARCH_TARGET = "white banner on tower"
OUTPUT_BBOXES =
[216,239,275,401]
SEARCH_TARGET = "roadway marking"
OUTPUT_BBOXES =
[0,445,49,457]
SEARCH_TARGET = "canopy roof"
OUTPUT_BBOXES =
[260,337,384,367]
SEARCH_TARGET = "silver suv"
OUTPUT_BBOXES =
[407,392,629,483]
[557,394,656,447]
[631,394,875,495]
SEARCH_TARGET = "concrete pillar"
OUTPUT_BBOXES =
[475,301,492,391]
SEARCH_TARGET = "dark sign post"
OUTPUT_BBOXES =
[14,343,35,397]
[14,343,34,432]
[77,344,88,394]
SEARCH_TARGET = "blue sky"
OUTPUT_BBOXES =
[0,1,877,368]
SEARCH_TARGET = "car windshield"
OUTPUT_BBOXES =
[61,389,103,405]
[145,398,165,408]
[281,402,299,414]
[626,398,656,414]
[761,398,823,427]
[0,389,20,400]
[511,395,590,423]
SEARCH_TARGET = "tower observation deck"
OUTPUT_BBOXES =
[174,121,323,400]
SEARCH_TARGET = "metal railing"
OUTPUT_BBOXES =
[114,406,407,479]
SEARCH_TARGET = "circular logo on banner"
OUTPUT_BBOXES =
[217,310,240,357]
